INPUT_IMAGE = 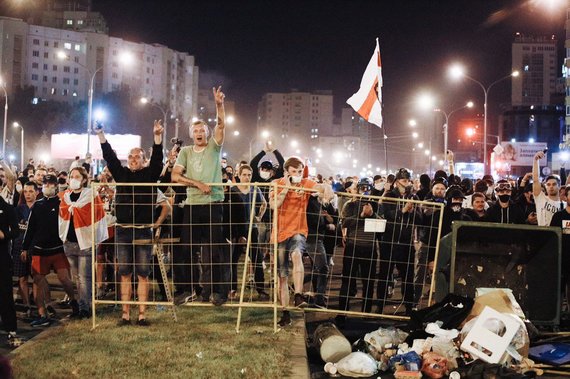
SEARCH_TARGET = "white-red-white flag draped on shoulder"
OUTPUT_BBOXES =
[346,38,383,128]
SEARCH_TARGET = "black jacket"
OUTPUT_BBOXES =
[0,196,19,254]
[22,196,61,255]
[485,202,525,224]
[102,141,163,225]
[380,189,420,244]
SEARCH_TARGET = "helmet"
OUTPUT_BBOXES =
[395,168,411,181]
[445,185,465,202]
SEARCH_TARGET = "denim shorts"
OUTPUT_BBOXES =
[115,227,152,277]
[277,234,306,278]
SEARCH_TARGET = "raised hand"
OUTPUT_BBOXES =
[213,86,225,105]
[153,120,164,136]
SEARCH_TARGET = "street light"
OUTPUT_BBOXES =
[13,122,23,171]
[434,100,474,159]
[0,77,7,157]
[140,96,170,149]
[58,50,134,155]
[449,63,519,174]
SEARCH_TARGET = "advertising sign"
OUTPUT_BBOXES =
[498,142,547,167]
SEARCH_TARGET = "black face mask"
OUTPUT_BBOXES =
[498,194,511,203]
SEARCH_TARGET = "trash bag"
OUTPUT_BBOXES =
[363,327,409,355]
[389,351,422,372]
[409,294,474,331]
[335,352,378,378]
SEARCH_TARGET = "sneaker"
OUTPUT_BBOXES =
[174,291,193,306]
[79,309,91,319]
[257,291,270,301]
[7,332,25,347]
[228,290,238,300]
[117,318,131,326]
[294,293,307,308]
[46,305,57,318]
[277,311,292,327]
[30,316,51,327]
[211,293,227,307]
[59,295,70,307]
[70,299,80,317]
[136,319,150,327]
[314,295,327,309]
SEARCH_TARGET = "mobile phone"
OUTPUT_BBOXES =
[543,148,548,154]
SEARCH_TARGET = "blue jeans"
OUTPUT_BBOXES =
[277,234,306,278]
[64,241,92,312]
[115,227,152,278]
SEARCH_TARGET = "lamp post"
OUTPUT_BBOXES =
[434,100,474,160]
[58,50,133,155]
[449,65,519,174]
[13,122,23,171]
[0,79,8,157]
[140,97,169,148]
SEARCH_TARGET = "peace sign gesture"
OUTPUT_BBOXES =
[213,86,225,105]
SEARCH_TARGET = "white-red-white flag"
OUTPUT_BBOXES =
[346,38,383,128]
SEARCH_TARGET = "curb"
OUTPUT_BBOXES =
[284,310,310,379]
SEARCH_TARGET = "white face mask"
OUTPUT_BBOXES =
[290,175,302,184]
[15,183,22,193]
[43,186,56,197]
[486,187,493,196]
[69,178,82,191]
[259,171,271,180]
[374,182,385,191]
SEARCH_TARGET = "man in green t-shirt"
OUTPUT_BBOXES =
[172,86,229,306]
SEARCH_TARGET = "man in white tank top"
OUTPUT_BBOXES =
[533,150,566,226]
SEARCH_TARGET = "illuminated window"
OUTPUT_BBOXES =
[66,20,73,25]
[64,42,72,50]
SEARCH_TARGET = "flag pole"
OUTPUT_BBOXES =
[375,38,388,172]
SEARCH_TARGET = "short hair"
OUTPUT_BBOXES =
[129,147,146,159]
[70,167,89,187]
[24,181,38,191]
[471,192,486,204]
[544,175,561,185]
[238,164,253,175]
[284,156,304,171]
[474,179,488,193]
[189,120,210,138]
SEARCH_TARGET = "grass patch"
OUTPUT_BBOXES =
[10,307,297,379]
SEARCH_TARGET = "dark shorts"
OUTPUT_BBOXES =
[32,252,70,276]
[116,227,152,277]
[11,250,31,278]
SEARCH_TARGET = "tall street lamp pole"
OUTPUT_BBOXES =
[140,97,169,149]
[435,101,473,160]
[450,65,518,174]
[0,81,8,158]
[13,122,23,171]
[59,50,133,156]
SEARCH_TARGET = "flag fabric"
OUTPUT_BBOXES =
[59,188,108,250]
[346,38,383,128]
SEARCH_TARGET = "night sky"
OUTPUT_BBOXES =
[2,0,567,139]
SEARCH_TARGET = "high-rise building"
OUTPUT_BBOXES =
[563,8,570,151]
[257,90,333,143]
[511,33,558,107]
[0,16,198,121]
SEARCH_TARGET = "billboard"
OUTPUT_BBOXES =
[498,142,547,167]
[51,133,142,160]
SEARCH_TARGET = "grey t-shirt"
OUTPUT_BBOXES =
[175,137,224,204]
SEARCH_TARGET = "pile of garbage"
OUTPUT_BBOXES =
[314,290,570,378]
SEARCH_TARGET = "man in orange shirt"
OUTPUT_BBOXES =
[270,157,322,327]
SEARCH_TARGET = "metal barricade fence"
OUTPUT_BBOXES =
[90,182,280,331]
[303,191,445,320]
[89,182,443,330]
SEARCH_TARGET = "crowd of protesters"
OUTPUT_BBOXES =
[1,87,570,345]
